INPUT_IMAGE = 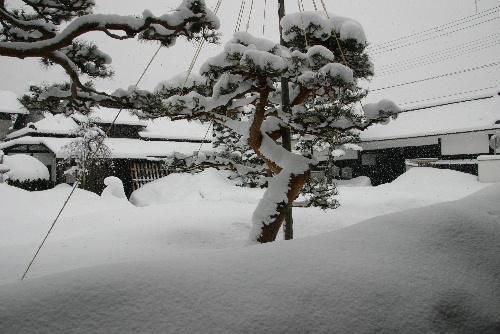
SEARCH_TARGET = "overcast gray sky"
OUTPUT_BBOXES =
[1,0,499,107]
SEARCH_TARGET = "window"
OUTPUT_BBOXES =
[361,153,377,166]
[341,167,353,179]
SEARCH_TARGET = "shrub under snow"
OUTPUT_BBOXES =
[3,154,49,182]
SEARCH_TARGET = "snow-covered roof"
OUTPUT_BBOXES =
[6,113,79,139]
[139,118,212,141]
[72,108,147,127]
[361,93,500,141]
[0,91,28,115]
[5,110,211,142]
[0,136,209,159]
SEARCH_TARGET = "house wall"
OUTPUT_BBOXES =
[0,118,11,140]
[478,155,500,183]
[441,133,490,155]
[31,152,57,182]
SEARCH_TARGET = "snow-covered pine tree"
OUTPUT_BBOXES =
[147,13,400,243]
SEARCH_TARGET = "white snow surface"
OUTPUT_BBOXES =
[6,113,79,139]
[0,168,498,333]
[100,176,127,200]
[0,90,27,114]
[3,154,49,181]
[130,168,262,206]
[139,118,211,141]
[281,11,367,44]
[72,108,147,127]
[0,136,203,159]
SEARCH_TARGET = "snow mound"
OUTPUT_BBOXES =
[3,154,49,181]
[101,176,126,199]
[387,167,482,197]
[130,168,262,206]
[335,176,372,187]
[1,185,499,333]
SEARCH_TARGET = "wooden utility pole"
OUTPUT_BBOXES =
[278,0,294,240]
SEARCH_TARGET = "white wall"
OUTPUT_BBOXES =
[334,149,358,161]
[32,153,57,182]
[361,136,438,151]
[441,133,490,155]
[478,155,500,183]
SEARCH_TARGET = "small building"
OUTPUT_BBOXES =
[0,109,212,196]
[333,92,500,185]
[0,91,29,140]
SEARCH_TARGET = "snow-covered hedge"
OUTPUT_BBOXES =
[3,154,49,182]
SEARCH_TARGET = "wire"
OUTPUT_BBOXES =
[369,15,500,56]
[235,0,246,32]
[377,39,500,76]
[195,122,214,160]
[262,0,267,36]
[297,0,309,47]
[368,5,500,51]
[311,0,318,11]
[317,0,348,66]
[399,94,495,113]
[245,0,254,32]
[371,61,500,92]
[397,85,498,107]
[182,0,223,90]
[376,33,500,73]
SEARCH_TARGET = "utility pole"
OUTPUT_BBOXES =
[278,0,293,240]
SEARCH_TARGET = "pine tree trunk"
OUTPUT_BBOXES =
[247,86,310,243]
[256,172,308,243]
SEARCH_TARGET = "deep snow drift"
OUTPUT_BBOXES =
[0,168,490,284]
[1,180,499,333]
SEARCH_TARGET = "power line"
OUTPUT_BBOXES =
[376,33,500,72]
[376,39,500,76]
[371,61,500,92]
[235,0,246,32]
[245,0,254,32]
[397,85,498,107]
[370,15,500,56]
[368,5,500,51]
[262,0,268,36]
[399,94,495,113]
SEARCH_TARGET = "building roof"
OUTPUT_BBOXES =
[6,113,79,139]
[71,108,147,127]
[139,118,212,141]
[360,93,500,142]
[6,110,212,142]
[0,91,28,115]
[0,136,208,159]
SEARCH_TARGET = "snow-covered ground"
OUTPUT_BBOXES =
[0,167,490,284]
[0,167,499,333]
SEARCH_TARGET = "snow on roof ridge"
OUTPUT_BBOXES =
[0,91,28,115]
[6,113,79,139]
[0,136,210,159]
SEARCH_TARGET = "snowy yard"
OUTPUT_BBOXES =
[1,167,499,332]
